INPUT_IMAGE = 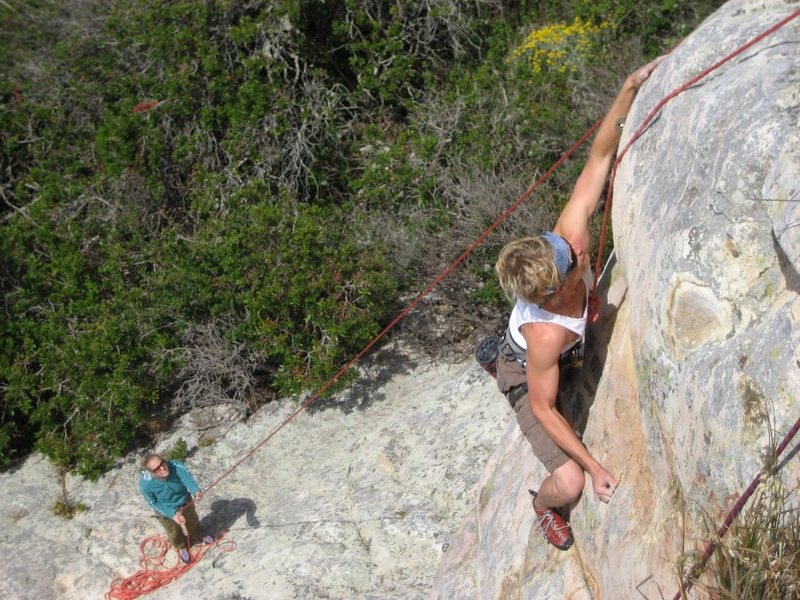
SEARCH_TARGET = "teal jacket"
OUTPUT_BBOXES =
[139,460,201,518]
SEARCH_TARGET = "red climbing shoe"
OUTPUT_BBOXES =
[529,490,574,551]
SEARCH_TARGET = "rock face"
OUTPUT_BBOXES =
[0,342,509,600]
[432,1,800,598]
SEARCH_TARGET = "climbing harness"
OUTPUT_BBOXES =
[475,325,583,409]
[505,381,528,408]
[474,327,583,376]
[502,323,586,372]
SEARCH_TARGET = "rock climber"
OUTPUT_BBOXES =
[493,55,666,551]
[139,453,215,563]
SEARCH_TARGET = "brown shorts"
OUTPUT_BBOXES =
[496,346,569,474]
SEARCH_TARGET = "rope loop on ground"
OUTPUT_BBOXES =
[106,533,235,600]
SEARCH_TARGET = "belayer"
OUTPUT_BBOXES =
[492,56,665,551]
[139,453,215,563]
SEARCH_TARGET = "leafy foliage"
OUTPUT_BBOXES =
[53,499,88,520]
[165,438,189,462]
[509,17,611,77]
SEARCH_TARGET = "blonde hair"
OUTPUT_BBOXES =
[495,236,560,305]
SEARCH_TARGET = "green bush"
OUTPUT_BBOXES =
[162,196,397,394]
[165,438,189,462]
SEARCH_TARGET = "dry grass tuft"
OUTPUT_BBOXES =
[677,475,800,600]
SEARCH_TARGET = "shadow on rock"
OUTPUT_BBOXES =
[201,497,260,536]
[307,344,420,415]
[773,230,800,296]
[559,261,624,439]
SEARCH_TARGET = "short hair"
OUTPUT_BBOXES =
[495,236,560,305]
[141,452,163,470]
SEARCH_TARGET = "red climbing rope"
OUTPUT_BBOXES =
[200,118,604,495]
[107,83,603,600]
[106,533,235,600]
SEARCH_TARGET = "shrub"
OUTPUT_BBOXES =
[53,466,88,519]
[53,500,88,520]
[165,438,189,462]
[509,17,611,79]
[571,0,726,54]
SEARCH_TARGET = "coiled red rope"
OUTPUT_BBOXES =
[105,109,602,600]
[105,79,603,600]
[106,533,235,600]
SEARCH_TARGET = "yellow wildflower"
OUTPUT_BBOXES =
[509,17,610,75]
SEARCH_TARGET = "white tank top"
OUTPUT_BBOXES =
[508,269,593,354]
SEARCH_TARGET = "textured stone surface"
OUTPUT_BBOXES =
[614,0,800,526]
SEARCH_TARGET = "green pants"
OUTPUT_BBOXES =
[156,502,204,548]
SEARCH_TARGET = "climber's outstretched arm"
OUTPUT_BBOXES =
[554,56,666,247]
